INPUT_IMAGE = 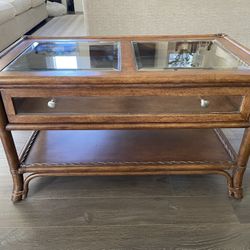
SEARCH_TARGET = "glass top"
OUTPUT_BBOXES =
[132,40,250,71]
[4,41,120,71]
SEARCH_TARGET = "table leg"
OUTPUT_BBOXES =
[0,97,23,202]
[233,128,250,199]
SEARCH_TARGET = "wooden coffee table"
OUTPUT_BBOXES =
[0,34,249,202]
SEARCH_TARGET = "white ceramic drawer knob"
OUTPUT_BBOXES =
[48,99,56,109]
[200,99,209,108]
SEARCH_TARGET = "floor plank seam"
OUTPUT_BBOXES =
[0,222,245,229]
[11,194,231,200]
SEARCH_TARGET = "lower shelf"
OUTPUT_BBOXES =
[19,129,237,174]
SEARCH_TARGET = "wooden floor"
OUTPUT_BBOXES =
[33,14,86,37]
[0,129,250,249]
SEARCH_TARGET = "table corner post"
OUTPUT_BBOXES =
[0,93,24,202]
[232,127,250,199]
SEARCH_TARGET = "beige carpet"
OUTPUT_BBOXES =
[33,14,86,37]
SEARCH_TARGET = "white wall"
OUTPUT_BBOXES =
[83,0,250,48]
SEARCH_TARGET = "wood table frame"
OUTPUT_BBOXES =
[0,34,249,202]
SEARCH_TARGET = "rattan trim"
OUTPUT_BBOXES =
[214,128,237,162]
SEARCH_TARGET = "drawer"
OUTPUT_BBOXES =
[2,91,248,124]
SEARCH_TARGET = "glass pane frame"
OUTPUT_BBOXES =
[3,40,122,72]
[132,40,250,71]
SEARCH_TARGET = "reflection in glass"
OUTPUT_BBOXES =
[4,41,120,71]
[133,40,250,70]
[54,56,78,69]
[13,95,242,115]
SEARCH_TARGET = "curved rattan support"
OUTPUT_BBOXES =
[23,173,41,199]
[22,169,234,199]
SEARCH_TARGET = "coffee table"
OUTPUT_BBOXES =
[0,34,249,202]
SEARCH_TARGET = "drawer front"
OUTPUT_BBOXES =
[13,95,242,114]
[2,90,248,124]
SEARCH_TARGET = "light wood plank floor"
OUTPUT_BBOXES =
[33,14,86,37]
[0,129,250,249]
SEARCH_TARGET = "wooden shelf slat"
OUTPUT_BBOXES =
[19,129,236,173]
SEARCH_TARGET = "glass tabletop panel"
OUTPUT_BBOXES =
[4,41,120,71]
[132,40,250,70]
